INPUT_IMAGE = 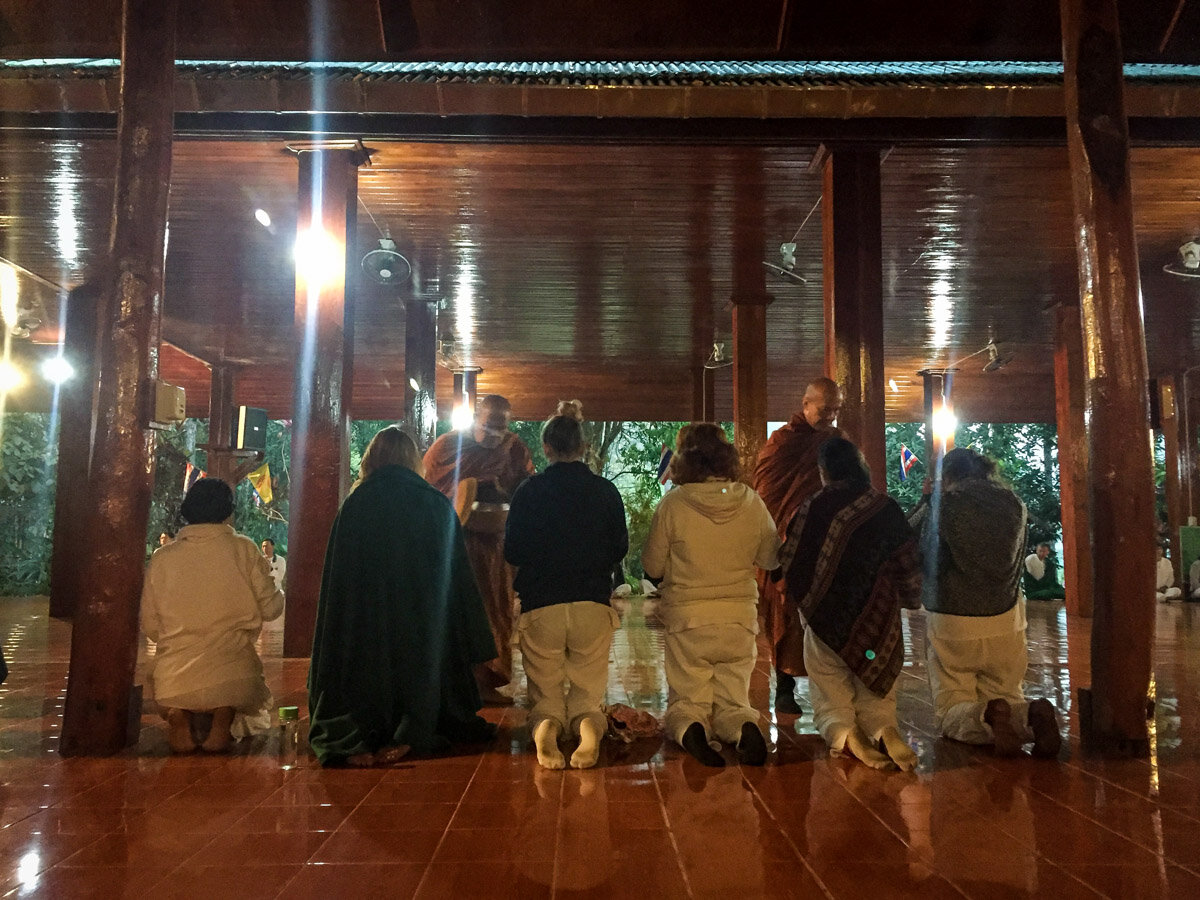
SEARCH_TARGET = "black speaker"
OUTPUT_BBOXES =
[234,406,268,452]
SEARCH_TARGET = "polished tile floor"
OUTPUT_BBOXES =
[1,596,1200,898]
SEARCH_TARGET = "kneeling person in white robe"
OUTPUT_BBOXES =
[1157,545,1182,602]
[141,478,284,753]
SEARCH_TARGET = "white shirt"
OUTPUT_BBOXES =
[266,553,286,590]
[1157,556,1176,592]
[1190,559,1200,595]
[1024,553,1045,581]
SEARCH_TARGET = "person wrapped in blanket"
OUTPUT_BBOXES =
[777,437,922,771]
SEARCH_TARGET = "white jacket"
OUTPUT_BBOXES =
[140,523,284,703]
[642,480,780,632]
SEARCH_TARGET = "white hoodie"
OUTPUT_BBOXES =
[642,480,780,632]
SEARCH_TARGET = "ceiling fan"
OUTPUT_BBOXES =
[1164,239,1200,279]
[358,198,412,287]
[704,341,734,369]
[762,196,820,285]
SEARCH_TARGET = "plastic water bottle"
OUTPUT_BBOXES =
[279,706,299,770]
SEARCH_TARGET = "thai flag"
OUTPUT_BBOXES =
[899,444,919,481]
[183,461,207,492]
[656,445,674,484]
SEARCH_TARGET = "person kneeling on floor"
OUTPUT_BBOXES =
[141,477,284,754]
[642,423,779,768]
[778,437,923,771]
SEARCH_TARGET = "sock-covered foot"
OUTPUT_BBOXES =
[1027,699,1062,759]
[570,718,604,769]
[681,722,725,767]
[165,708,196,754]
[533,719,565,770]
[736,721,768,766]
[984,699,1023,757]
[774,671,803,715]
[201,706,235,753]
[846,726,894,769]
[880,726,919,772]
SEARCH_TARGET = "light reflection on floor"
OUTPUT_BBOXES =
[0,596,1199,897]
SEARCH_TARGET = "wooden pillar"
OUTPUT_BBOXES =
[404,299,437,450]
[205,363,236,482]
[49,282,101,619]
[1062,0,1154,756]
[1161,376,1184,582]
[690,156,716,424]
[1054,304,1094,618]
[821,146,887,490]
[283,145,363,658]
[731,154,770,480]
[60,0,176,755]
[1182,376,1200,523]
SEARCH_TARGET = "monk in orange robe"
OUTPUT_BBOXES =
[424,395,535,692]
[753,377,844,713]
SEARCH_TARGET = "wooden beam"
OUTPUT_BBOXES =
[205,364,236,483]
[1161,376,1185,584]
[60,0,177,756]
[283,147,362,658]
[1061,0,1154,757]
[1055,304,1093,618]
[822,147,886,490]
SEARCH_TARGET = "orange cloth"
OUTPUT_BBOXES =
[424,430,534,683]
[752,415,843,676]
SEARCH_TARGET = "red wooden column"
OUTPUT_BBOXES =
[1062,0,1154,756]
[1054,304,1094,618]
[691,366,715,422]
[205,363,236,482]
[821,146,887,490]
[283,144,365,658]
[1160,376,1185,582]
[49,282,101,619]
[60,0,177,755]
[404,299,438,450]
[731,156,771,480]
[690,162,716,423]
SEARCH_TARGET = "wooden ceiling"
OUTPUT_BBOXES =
[3,136,1200,423]
[1,1,1197,64]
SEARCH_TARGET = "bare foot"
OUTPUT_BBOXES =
[533,719,565,770]
[374,745,411,766]
[880,726,919,772]
[165,708,197,754]
[1027,699,1062,759]
[346,752,377,767]
[570,718,604,769]
[846,726,894,769]
[200,706,235,753]
[984,699,1023,757]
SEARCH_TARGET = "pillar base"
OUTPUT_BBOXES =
[1076,687,1151,758]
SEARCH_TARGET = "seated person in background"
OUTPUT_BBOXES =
[141,478,284,753]
[1190,556,1200,600]
[1022,543,1066,601]
[778,437,922,771]
[261,539,286,591]
[1157,545,1183,602]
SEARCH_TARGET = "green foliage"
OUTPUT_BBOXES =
[0,413,57,594]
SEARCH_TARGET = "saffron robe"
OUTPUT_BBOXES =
[308,465,497,764]
[424,429,535,684]
[779,482,921,697]
[752,416,843,675]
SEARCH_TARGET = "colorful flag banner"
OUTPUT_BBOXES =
[899,444,920,481]
[655,445,674,484]
[183,461,207,492]
[247,462,273,506]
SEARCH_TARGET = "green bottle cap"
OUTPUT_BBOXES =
[279,706,300,721]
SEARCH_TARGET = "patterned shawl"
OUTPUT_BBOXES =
[779,482,922,697]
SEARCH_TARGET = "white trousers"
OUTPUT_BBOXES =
[663,623,759,746]
[518,602,620,737]
[803,628,899,751]
[926,628,1033,745]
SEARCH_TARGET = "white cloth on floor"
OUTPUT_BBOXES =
[926,625,1033,745]
[663,622,759,746]
[803,627,899,751]
[141,523,283,730]
[518,601,620,737]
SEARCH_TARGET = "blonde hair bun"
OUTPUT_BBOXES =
[556,400,584,421]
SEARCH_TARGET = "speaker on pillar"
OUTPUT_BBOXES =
[234,406,268,452]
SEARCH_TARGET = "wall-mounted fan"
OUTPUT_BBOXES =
[763,196,820,285]
[362,236,412,286]
[1164,240,1200,279]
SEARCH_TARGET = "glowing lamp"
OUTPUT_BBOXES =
[41,356,74,385]
[450,403,473,431]
[254,208,271,228]
[294,228,345,287]
[932,404,958,445]
[0,359,24,392]
[408,377,420,392]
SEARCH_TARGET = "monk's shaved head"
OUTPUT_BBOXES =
[801,378,843,430]
[474,394,513,446]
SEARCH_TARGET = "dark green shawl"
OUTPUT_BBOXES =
[779,482,921,697]
[308,465,497,764]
